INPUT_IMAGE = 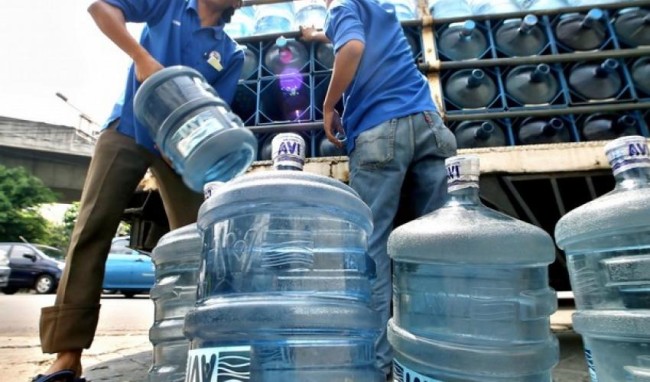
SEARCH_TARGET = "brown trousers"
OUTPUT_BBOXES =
[39,125,204,353]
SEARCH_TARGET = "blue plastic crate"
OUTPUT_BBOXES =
[232,80,259,127]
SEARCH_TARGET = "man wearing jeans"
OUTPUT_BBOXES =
[301,0,457,377]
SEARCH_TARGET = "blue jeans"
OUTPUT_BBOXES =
[348,111,457,374]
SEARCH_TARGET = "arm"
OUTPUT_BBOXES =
[323,39,364,147]
[88,0,162,82]
[299,26,331,43]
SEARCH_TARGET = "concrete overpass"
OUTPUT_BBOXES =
[0,117,96,203]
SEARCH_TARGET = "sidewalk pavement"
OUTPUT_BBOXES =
[4,308,590,382]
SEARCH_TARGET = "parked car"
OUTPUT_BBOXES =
[103,237,154,298]
[0,247,10,288]
[0,243,65,294]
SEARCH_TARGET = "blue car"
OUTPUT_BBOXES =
[0,242,64,294]
[103,238,155,298]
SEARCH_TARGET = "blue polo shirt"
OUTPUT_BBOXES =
[103,0,244,153]
[324,0,436,154]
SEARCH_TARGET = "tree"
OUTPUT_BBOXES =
[0,165,56,242]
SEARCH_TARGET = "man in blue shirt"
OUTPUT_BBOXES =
[34,0,243,380]
[301,0,457,376]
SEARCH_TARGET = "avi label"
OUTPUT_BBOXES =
[185,346,251,382]
[393,359,444,382]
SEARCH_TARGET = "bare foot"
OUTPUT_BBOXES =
[43,350,83,378]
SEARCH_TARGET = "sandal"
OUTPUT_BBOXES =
[31,369,87,382]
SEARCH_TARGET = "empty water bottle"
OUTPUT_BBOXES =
[445,69,498,109]
[387,155,559,381]
[185,148,383,381]
[472,0,521,16]
[495,15,548,57]
[264,36,310,76]
[259,69,310,122]
[254,2,295,35]
[454,120,507,148]
[519,0,566,11]
[614,7,650,47]
[380,0,417,21]
[239,46,259,80]
[556,135,650,310]
[569,59,623,101]
[428,0,472,19]
[506,64,559,105]
[438,20,488,61]
[315,42,335,69]
[224,6,255,38]
[148,224,202,382]
[555,9,607,51]
[294,0,327,29]
[581,114,639,141]
[573,310,650,382]
[133,66,257,192]
[518,117,571,144]
[632,57,650,96]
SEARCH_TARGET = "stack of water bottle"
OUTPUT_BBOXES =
[554,135,650,382]
[387,154,560,381]
[181,133,384,381]
[434,1,650,149]
[429,0,640,18]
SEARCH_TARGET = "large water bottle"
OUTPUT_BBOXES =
[387,155,559,381]
[518,117,571,145]
[315,42,334,69]
[471,0,521,16]
[239,45,259,80]
[264,36,310,76]
[428,0,473,19]
[437,20,488,61]
[494,15,548,57]
[555,9,607,51]
[148,224,202,382]
[444,69,498,109]
[569,59,623,101]
[294,0,327,29]
[632,57,650,96]
[254,2,295,35]
[184,133,383,381]
[555,135,650,310]
[614,7,650,47]
[380,0,418,21]
[454,120,507,148]
[581,113,639,141]
[224,6,255,39]
[506,64,559,105]
[519,0,566,11]
[133,66,257,192]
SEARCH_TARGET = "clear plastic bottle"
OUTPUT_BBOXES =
[428,0,473,19]
[614,7,650,47]
[263,36,310,76]
[185,135,383,381]
[254,2,295,35]
[581,114,639,141]
[518,117,571,145]
[147,224,202,382]
[437,20,488,61]
[239,45,259,81]
[555,136,650,310]
[454,120,507,148]
[505,64,559,105]
[444,69,498,109]
[224,6,256,39]
[133,66,258,192]
[294,0,327,29]
[495,15,548,57]
[388,155,559,381]
[555,9,607,51]
[632,57,650,96]
[569,59,623,101]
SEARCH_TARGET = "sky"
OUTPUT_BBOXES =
[0,1,144,132]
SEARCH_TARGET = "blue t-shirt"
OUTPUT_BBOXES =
[324,0,436,153]
[103,0,244,152]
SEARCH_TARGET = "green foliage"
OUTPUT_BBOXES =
[0,165,56,242]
